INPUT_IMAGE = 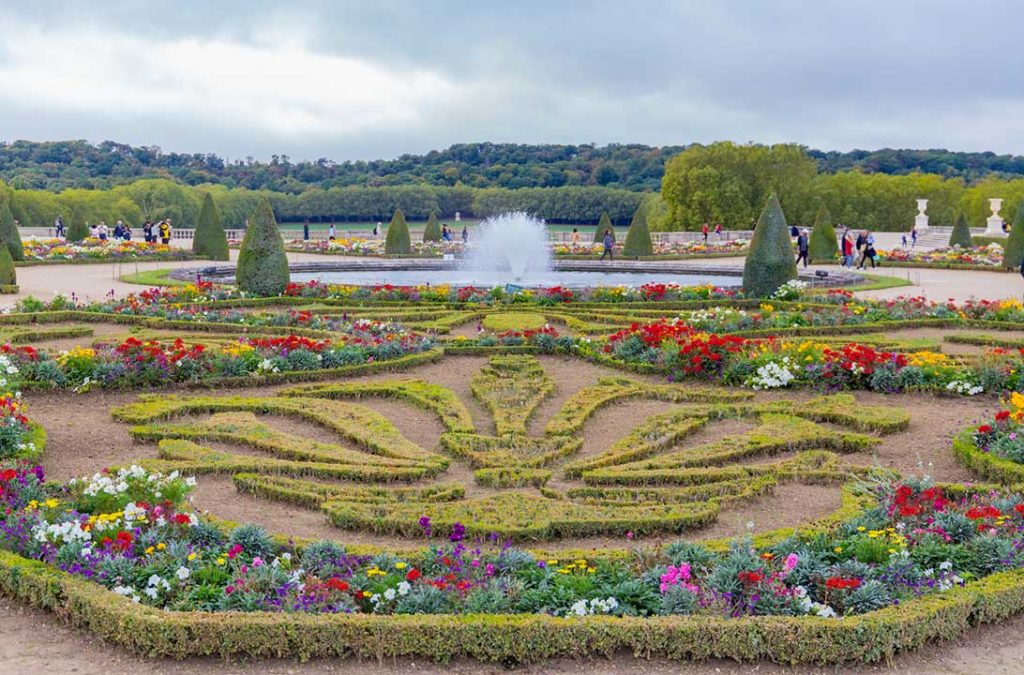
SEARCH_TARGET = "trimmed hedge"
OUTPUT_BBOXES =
[952,431,1024,484]
[742,193,797,298]
[193,192,229,260]
[385,208,412,254]
[236,198,290,296]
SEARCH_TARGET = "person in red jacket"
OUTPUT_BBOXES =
[841,231,854,268]
[701,222,709,243]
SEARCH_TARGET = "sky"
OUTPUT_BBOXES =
[2,0,1023,162]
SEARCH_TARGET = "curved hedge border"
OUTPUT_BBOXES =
[1,547,1023,664]
[952,431,1024,484]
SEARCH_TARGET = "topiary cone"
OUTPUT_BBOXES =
[948,212,974,248]
[1002,202,1024,270]
[66,209,89,242]
[385,208,412,254]
[742,193,798,297]
[0,243,17,288]
[594,212,613,243]
[236,198,290,296]
[193,193,230,260]
[0,199,23,261]
[808,203,838,263]
[422,212,442,242]
[622,203,654,257]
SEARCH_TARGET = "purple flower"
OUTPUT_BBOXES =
[450,522,466,542]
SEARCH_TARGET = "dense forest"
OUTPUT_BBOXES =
[4,140,1024,193]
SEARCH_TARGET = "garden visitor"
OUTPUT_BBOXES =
[842,232,854,267]
[328,223,336,240]
[303,220,310,241]
[442,225,452,242]
[714,223,722,240]
[372,223,379,237]
[911,227,918,247]
[54,215,65,238]
[142,221,153,243]
[462,225,469,243]
[600,229,614,261]
[855,230,867,266]
[901,233,908,248]
[795,228,810,267]
[701,222,709,242]
[89,223,98,238]
[858,232,877,269]
[571,228,580,247]
[114,221,125,240]
[123,223,132,241]
[790,224,799,239]
[158,219,171,245]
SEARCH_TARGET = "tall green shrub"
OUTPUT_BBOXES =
[66,209,89,242]
[422,212,442,242]
[385,208,411,254]
[594,212,614,243]
[622,203,654,257]
[0,200,23,261]
[1003,203,1024,270]
[808,204,838,263]
[742,193,798,297]
[193,193,229,260]
[949,213,974,248]
[236,198,290,296]
[0,245,16,287]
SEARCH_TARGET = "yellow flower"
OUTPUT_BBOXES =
[187,552,197,561]
[145,546,155,555]
[157,542,166,550]
[44,499,59,509]
[833,547,843,553]
[394,562,407,570]
[215,557,226,566]
[856,526,866,532]
[546,559,559,566]
[587,567,596,574]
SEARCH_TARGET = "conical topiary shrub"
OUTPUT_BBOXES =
[949,213,974,248]
[193,193,229,260]
[422,212,442,242]
[0,199,23,261]
[1002,202,1024,270]
[385,208,411,254]
[622,203,654,257]
[593,212,614,243]
[0,244,17,289]
[236,198,290,296]
[742,193,798,298]
[808,204,838,263]
[66,209,89,242]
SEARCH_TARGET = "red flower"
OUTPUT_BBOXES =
[978,425,993,434]
[825,576,862,591]
[173,513,192,525]
[996,410,1011,422]
[325,578,349,592]
[405,568,421,582]
[737,570,764,585]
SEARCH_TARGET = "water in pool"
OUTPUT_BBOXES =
[290,270,740,288]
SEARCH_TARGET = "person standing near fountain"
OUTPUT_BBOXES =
[601,229,614,261]
[462,225,469,243]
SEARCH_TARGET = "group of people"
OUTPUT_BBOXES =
[700,222,724,242]
[792,224,878,269]
[51,216,172,244]
[442,224,469,243]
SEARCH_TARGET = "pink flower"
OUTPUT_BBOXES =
[227,544,243,559]
[784,553,799,571]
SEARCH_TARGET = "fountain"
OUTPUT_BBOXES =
[463,212,553,282]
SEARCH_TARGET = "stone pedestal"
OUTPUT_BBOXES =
[914,199,929,231]
[986,198,1005,234]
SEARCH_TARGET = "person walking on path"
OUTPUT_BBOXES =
[328,223,336,240]
[911,227,918,248]
[303,220,310,241]
[855,231,867,267]
[461,225,468,243]
[714,223,722,240]
[858,232,877,269]
[841,232,854,268]
[701,222,709,243]
[571,228,580,248]
[795,228,810,267]
[600,229,614,261]
[54,215,65,239]
[158,219,171,245]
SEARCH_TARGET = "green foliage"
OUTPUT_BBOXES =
[0,199,23,261]
[480,312,546,332]
[66,208,89,242]
[622,202,654,256]
[808,204,838,263]
[193,193,229,260]
[594,212,614,243]
[385,209,412,254]
[949,212,974,248]
[0,245,16,287]
[236,199,289,296]
[422,212,442,242]
[742,194,798,297]
[1002,202,1024,270]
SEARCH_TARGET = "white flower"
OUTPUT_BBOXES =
[176,566,191,581]
[383,588,397,601]
[397,581,411,596]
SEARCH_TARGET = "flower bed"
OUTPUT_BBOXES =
[6,461,1024,663]
[21,238,194,264]
[553,239,749,258]
[878,244,1007,270]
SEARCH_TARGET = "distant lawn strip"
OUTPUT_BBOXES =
[119,268,193,287]
[280,379,475,433]
[113,394,446,466]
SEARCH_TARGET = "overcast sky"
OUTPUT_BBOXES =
[2,0,1023,161]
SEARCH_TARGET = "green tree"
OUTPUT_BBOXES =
[0,244,16,288]
[593,212,614,243]
[808,204,838,263]
[385,208,411,254]
[948,212,974,248]
[622,202,654,257]
[1002,202,1024,270]
[422,211,442,242]
[742,193,798,297]
[193,193,230,260]
[236,198,289,296]
[66,208,89,241]
[0,200,23,261]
